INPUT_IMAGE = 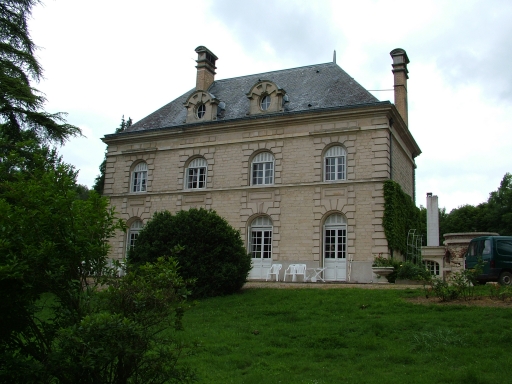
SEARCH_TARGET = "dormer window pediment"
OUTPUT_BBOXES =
[246,80,286,115]
[184,91,221,123]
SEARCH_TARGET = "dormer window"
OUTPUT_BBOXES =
[260,95,271,111]
[184,92,220,123]
[196,104,206,119]
[247,80,286,115]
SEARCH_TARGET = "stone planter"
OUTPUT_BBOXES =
[371,267,394,283]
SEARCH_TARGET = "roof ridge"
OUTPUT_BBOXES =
[213,62,337,84]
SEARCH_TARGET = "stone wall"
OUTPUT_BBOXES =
[104,111,416,282]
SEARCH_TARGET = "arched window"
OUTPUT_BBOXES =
[127,220,143,251]
[424,260,440,276]
[251,152,274,185]
[249,216,273,259]
[131,162,147,193]
[323,214,346,260]
[186,157,207,189]
[324,146,346,181]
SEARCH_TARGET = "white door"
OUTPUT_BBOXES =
[323,215,347,281]
[248,217,273,279]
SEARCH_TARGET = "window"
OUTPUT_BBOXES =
[424,260,440,276]
[196,104,206,119]
[323,214,346,259]
[249,216,272,259]
[324,146,346,181]
[497,240,512,255]
[131,162,147,192]
[186,158,207,189]
[251,152,274,185]
[127,220,143,250]
[260,95,271,111]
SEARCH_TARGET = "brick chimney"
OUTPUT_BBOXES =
[195,46,218,91]
[390,48,409,125]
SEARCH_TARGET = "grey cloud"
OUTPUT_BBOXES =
[404,1,512,103]
[207,0,342,66]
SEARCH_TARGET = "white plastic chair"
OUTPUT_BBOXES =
[284,264,307,282]
[294,264,307,282]
[266,264,282,281]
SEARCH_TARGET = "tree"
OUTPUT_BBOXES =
[93,116,132,194]
[0,0,80,145]
[0,146,124,380]
[50,257,196,384]
[484,173,512,235]
[0,4,195,381]
[128,208,252,298]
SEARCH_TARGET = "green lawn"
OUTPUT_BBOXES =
[176,287,512,384]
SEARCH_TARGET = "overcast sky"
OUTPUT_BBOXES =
[29,0,512,212]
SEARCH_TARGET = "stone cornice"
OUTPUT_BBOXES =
[102,102,421,159]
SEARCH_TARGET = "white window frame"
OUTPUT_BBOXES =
[127,220,143,251]
[186,158,207,189]
[323,214,347,260]
[249,216,273,259]
[251,152,274,186]
[196,104,206,119]
[324,146,346,182]
[131,162,148,193]
[260,95,271,111]
[424,260,440,276]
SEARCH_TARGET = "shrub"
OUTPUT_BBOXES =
[396,262,431,281]
[128,208,252,298]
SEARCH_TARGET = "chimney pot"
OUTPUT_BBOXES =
[390,48,410,126]
[195,46,218,91]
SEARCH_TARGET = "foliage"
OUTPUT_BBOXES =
[426,260,483,302]
[51,257,197,384]
[93,115,132,194]
[178,288,512,383]
[440,203,487,234]
[484,172,512,235]
[0,144,125,381]
[128,208,252,298]
[372,254,393,267]
[430,172,512,237]
[0,0,80,145]
[489,283,512,301]
[396,262,431,281]
[382,180,421,256]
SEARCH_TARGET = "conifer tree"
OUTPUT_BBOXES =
[0,0,80,144]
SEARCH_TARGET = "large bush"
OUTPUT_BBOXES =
[128,208,252,298]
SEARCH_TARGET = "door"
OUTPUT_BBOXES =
[323,214,347,281]
[248,217,273,279]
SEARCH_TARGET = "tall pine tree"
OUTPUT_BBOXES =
[0,0,80,145]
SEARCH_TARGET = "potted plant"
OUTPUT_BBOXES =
[372,254,395,282]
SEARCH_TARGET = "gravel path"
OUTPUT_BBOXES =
[242,281,425,290]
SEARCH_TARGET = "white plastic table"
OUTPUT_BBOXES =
[306,268,326,282]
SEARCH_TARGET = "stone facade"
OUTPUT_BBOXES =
[102,47,421,283]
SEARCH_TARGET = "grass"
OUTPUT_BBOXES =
[175,287,512,383]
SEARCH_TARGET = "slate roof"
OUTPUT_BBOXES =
[123,62,382,134]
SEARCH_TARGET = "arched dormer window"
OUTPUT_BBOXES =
[324,146,346,182]
[131,162,147,193]
[251,152,274,186]
[184,91,220,123]
[246,80,286,115]
[186,157,207,189]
